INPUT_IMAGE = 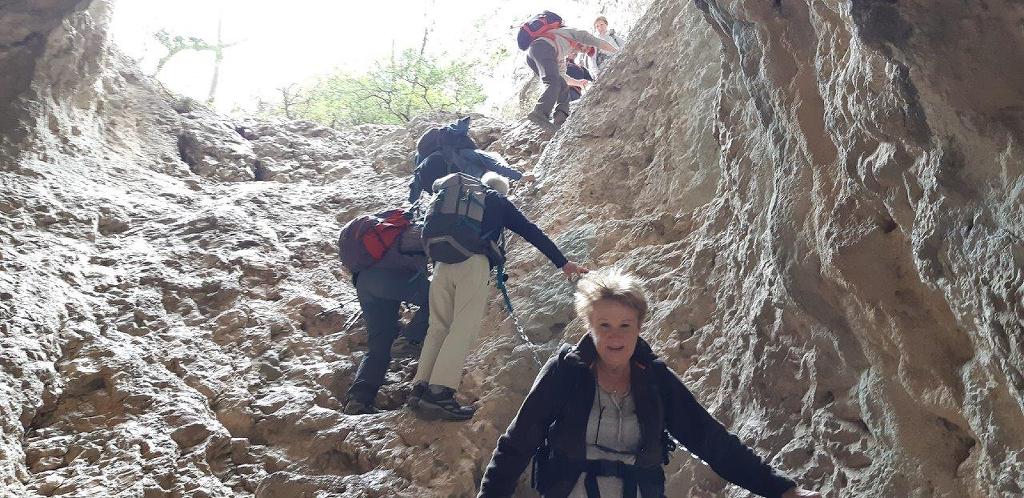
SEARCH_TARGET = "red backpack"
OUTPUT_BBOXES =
[517,11,563,51]
[338,209,412,275]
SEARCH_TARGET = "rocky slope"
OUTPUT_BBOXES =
[502,0,1024,496]
[2,1,1023,498]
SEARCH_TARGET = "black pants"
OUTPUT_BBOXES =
[346,267,429,404]
[526,40,569,119]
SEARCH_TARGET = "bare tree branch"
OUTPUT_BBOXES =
[151,16,239,106]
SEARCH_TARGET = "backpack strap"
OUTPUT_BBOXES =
[531,350,580,491]
[652,361,678,464]
[580,459,664,498]
[442,145,473,177]
[610,31,624,48]
[494,231,512,312]
[410,153,432,203]
[440,146,455,175]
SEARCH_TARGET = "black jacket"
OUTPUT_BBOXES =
[478,335,796,498]
[480,192,567,269]
[408,149,524,203]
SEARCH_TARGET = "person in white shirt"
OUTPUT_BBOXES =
[586,16,625,77]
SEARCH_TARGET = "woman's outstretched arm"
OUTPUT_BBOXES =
[656,363,799,498]
[478,348,570,498]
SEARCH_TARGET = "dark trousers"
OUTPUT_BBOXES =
[526,40,569,119]
[346,267,429,405]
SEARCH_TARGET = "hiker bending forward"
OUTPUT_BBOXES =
[409,117,523,203]
[340,212,430,415]
[411,172,588,421]
[478,270,822,498]
[526,27,617,128]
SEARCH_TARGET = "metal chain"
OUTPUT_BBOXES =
[495,265,546,368]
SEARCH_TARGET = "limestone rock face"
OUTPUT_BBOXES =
[2,1,1023,498]
[499,0,1024,497]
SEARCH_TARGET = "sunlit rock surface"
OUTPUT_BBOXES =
[2,0,1022,497]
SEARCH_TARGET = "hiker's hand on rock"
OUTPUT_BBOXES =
[561,261,589,281]
[782,488,822,498]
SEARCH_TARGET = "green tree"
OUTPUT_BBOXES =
[152,13,238,105]
[285,49,485,127]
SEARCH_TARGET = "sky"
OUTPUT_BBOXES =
[109,0,636,113]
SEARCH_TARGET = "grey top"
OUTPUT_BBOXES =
[535,27,607,77]
[586,30,624,76]
[567,385,642,497]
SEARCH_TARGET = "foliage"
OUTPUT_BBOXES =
[153,29,217,76]
[262,49,485,126]
[152,22,237,104]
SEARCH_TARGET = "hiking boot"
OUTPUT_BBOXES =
[407,381,427,409]
[391,337,423,358]
[527,110,556,130]
[414,385,476,421]
[553,110,569,128]
[342,399,379,415]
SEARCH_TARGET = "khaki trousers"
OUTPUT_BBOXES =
[413,254,490,390]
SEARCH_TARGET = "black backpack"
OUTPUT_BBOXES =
[415,116,477,162]
[565,59,593,85]
[421,173,503,265]
[411,117,484,199]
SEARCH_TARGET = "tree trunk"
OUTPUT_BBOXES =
[405,20,433,121]
[279,85,297,119]
[206,15,224,105]
[207,50,222,105]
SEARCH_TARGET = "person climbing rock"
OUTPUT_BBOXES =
[409,117,523,204]
[585,15,625,77]
[518,12,618,130]
[410,172,589,421]
[478,270,824,498]
[337,209,430,415]
[565,55,594,102]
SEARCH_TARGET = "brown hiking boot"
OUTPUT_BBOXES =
[553,110,569,127]
[342,399,380,415]
[527,110,556,131]
[413,385,476,421]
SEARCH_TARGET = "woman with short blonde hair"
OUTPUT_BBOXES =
[478,269,821,498]
[573,269,648,324]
